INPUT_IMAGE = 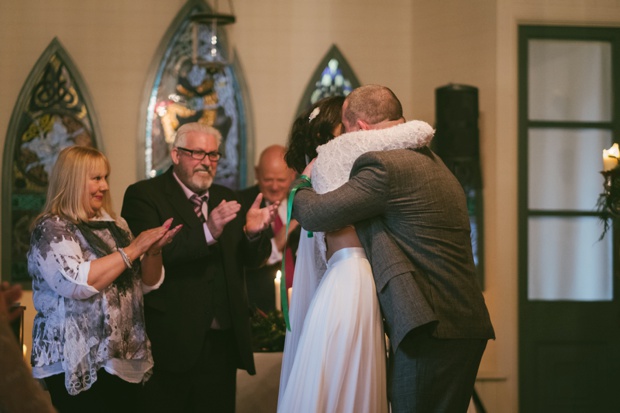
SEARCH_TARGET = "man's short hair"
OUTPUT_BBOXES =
[173,122,223,147]
[343,84,403,126]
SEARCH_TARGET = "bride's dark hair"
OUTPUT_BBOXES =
[285,95,345,174]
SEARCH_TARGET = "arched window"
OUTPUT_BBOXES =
[141,0,251,189]
[295,45,360,117]
[2,38,102,285]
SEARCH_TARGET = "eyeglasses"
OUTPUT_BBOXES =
[176,147,222,161]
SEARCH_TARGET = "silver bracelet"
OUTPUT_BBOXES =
[117,247,133,269]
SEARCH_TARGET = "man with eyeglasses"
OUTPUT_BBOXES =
[121,122,277,413]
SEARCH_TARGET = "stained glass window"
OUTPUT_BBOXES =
[296,45,361,116]
[2,38,101,285]
[143,0,249,190]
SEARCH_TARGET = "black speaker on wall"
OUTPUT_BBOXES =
[434,83,484,288]
[434,83,481,188]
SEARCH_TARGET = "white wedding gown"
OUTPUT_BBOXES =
[277,120,434,413]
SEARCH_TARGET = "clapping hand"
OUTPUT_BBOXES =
[245,193,278,238]
[131,218,183,256]
[147,218,183,255]
[207,200,242,239]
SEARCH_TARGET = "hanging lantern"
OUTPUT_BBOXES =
[190,1,235,70]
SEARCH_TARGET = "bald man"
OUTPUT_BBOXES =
[238,145,300,313]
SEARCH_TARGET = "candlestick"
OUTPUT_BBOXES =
[274,270,282,312]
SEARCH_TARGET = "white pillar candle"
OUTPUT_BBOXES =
[603,143,620,171]
[287,287,293,308]
[275,270,282,312]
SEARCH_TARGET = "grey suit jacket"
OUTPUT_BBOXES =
[293,147,494,350]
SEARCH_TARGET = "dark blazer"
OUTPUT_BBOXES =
[292,147,495,350]
[121,168,271,374]
[237,185,300,312]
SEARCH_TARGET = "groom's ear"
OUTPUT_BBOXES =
[357,119,371,130]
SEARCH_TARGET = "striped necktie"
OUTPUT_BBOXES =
[190,194,208,223]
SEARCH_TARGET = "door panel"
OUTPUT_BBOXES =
[528,128,612,211]
[519,26,620,412]
[528,216,612,301]
[528,39,612,122]
[535,340,613,411]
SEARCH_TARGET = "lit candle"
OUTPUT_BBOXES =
[274,270,282,312]
[603,143,619,171]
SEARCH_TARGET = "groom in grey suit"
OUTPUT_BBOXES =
[292,85,495,413]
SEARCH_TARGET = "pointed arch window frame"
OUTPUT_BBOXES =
[295,45,361,117]
[2,37,103,286]
[139,0,254,189]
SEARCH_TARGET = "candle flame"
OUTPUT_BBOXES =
[275,270,281,281]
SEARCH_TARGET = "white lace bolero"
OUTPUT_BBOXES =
[311,120,435,265]
[313,120,434,195]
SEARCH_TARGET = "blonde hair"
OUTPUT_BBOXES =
[35,145,114,225]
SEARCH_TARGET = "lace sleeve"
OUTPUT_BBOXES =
[28,216,99,300]
[313,120,434,194]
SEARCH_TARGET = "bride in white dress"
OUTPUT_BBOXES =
[277,96,434,413]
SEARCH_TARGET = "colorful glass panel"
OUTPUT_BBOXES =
[2,38,101,285]
[143,0,248,190]
[296,45,361,116]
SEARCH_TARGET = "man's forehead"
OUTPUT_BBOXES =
[258,165,294,179]
[185,131,219,146]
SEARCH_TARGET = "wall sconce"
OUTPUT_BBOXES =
[190,0,236,70]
